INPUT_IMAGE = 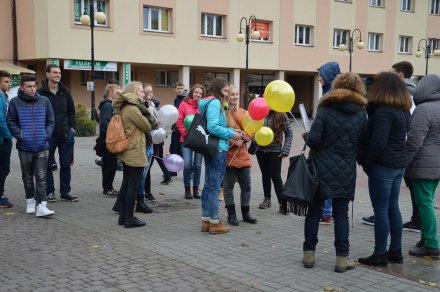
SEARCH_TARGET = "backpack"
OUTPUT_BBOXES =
[106,106,136,154]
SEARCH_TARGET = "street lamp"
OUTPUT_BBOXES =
[80,1,106,121]
[338,29,364,72]
[237,15,260,109]
[415,39,440,76]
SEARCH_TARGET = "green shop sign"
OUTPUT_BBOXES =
[63,60,117,72]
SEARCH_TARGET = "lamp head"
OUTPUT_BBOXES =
[251,30,261,40]
[415,50,423,58]
[236,32,245,42]
[80,14,91,25]
[95,11,107,23]
[357,41,364,49]
[338,43,347,51]
[434,49,440,56]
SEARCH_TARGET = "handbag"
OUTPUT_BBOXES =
[282,143,319,216]
[183,99,219,157]
[247,140,258,155]
[93,135,106,157]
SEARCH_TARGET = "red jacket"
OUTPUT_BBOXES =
[176,98,200,142]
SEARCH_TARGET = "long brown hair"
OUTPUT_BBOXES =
[207,78,229,105]
[184,84,206,102]
[271,111,288,143]
[367,72,411,110]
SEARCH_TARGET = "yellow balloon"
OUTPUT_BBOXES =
[242,112,264,135]
[255,127,274,146]
[264,80,295,112]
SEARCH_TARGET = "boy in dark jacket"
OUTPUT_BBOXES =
[7,75,55,217]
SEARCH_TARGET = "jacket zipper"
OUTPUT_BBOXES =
[32,97,36,151]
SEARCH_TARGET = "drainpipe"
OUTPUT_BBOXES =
[11,0,18,65]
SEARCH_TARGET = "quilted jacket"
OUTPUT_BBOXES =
[406,74,440,179]
[305,88,367,200]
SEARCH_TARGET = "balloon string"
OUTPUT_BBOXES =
[227,142,242,167]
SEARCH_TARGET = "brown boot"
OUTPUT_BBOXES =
[193,186,200,199]
[184,186,192,199]
[303,251,315,268]
[335,256,355,273]
[201,220,210,232]
[209,220,230,234]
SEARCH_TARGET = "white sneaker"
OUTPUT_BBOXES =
[26,198,36,214]
[36,201,55,217]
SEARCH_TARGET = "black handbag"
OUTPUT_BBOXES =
[282,144,319,216]
[93,135,106,157]
[183,99,219,157]
[247,140,258,155]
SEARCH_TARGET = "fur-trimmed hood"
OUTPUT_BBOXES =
[319,88,367,114]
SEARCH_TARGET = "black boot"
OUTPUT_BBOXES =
[358,253,388,267]
[118,216,125,226]
[226,204,239,226]
[279,200,288,215]
[112,198,120,213]
[241,205,257,224]
[185,186,193,199]
[124,216,146,228]
[387,249,403,264]
[193,186,200,199]
[135,196,153,213]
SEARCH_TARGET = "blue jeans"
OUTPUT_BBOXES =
[368,165,404,254]
[46,129,75,195]
[304,197,350,256]
[201,151,226,221]
[182,145,203,187]
[322,199,333,217]
[137,145,154,195]
[0,139,12,197]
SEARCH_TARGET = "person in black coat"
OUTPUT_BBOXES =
[302,72,367,273]
[357,72,411,267]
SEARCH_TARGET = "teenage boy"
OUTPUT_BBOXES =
[38,64,78,202]
[0,70,13,208]
[169,81,186,176]
[7,75,55,217]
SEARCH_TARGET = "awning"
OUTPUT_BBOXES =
[0,62,35,74]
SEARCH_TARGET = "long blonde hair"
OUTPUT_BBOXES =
[226,85,239,128]
[123,81,143,94]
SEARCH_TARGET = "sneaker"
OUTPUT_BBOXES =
[0,196,13,208]
[60,193,79,202]
[145,193,157,203]
[103,189,118,197]
[361,215,375,226]
[258,198,271,209]
[50,163,58,171]
[95,159,103,167]
[409,247,439,260]
[36,201,55,217]
[47,193,56,203]
[26,198,36,214]
[320,216,333,225]
[160,178,173,185]
[403,221,421,233]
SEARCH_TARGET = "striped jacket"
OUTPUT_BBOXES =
[7,90,55,152]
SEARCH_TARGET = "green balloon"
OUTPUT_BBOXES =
[184,114,195,130]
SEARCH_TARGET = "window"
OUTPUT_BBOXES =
[143,6,170,32]
[370,0,384,7]
[155,70,178,86]
[295,25,313,46]
[205,72,229,88]
[74,0,109,26]
[368,33,383,51]
[428,38,439,55]
[335,0,352,2]
[251,20,271,42]
[201,13,224,37]
[430,0,440,14]
[398,36,412,54]
[401,0,413,11]
[333,29,350,48]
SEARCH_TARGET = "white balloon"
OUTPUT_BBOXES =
[157,105,178,128]
[151,127,167,144]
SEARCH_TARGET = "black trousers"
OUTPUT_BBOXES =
[102,148,118,193]
[119,164,143,219]
[256,151,284,204]
[144,144,171,194]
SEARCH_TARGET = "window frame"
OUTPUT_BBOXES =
[200,13,224,38]
[430,0,440,15]
[143,6,171,33]
[398,36,412,54]
[368,32,383,52]
[74,0,109,27]
[370,0,385,7]
[333,29,350,48]
[428,38,439,55]
[335,0,353,3]
[294,25,313,46]
[155,70,178,87]
[250,19,272,43]
[400,0,413,12]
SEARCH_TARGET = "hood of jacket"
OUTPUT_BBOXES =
[17,90,41,103]
[98,98,112,111]
[413,74,440,105]
[404,78,416,96]
[113,91,141,109]
[319,88,367,114]
[318,62,341,94]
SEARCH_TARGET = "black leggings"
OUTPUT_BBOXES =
[256,151,284,204]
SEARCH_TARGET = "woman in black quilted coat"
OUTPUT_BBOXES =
[302,72,367,273]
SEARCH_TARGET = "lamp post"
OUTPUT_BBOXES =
[237,16,260,109]
[338,29,364,72]
[80,1,106,121]
[415,39,440,76]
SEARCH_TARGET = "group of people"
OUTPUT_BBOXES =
[302,60,440,274]
[0,64,78,217]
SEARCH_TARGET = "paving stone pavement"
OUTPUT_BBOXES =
[1,125,439,292]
